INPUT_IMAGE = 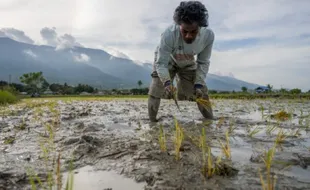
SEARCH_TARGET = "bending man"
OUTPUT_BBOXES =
[148,1,215,122]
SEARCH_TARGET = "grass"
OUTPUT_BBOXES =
[0,90,18,105]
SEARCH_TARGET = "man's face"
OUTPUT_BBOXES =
[180,22,199,44]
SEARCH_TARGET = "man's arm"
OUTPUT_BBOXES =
[195,30,215,87]
[154,28,175,86]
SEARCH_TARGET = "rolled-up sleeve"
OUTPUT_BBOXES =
[195,29,215,85]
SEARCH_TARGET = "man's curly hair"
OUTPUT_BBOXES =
[173,1,209,27]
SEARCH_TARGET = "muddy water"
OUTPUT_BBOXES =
[62,165,146,190]
[1,98,310,190]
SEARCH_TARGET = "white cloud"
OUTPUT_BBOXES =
[0,28,34,44]
[40,27,83,51]
[73,53,90,63]
[23,49,37,58]
[98,45,131,60]
[0,0,309,90]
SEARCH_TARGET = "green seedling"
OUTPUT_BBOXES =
[270,110,292,122]
[248,125,261,138]
[218,130,231,160]
[174,117,184,161]
[259,138,278,190]
[207,146,215,178]
[266,125,278,136]
[216,117,225,129]
[275,128,288,144]
[158,124,167,152]
[200,127,207,177]
[228,118,237,134]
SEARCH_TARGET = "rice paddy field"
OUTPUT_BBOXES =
[1,96,310,190]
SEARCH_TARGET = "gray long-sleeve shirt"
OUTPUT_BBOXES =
[154,24,215,86]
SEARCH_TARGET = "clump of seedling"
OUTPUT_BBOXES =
[218,130,231,160]
[270,110,292,122]
[174,117,184,161]
[275,128,288,144]
[158,124,167,152]
[216,117,225,129]
[18,115,27,130]
[259,138,278,190]
[4,136,16,144]
[228,118,237,134]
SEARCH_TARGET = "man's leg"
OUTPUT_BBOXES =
[177,69,214,119]
[147,70,176,122]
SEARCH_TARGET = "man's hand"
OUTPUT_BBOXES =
[194,84,204,98]
[164,80,176,99]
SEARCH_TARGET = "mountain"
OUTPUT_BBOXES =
[0,37,260,91]
[206,74,259,91]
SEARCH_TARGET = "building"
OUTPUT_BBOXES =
[255,86,270,93]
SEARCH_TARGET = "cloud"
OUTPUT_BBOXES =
[0,28,34,44]
[0,30,5,37]
[40,27,58,46]
[1,0,310,90]
[97,45,131,60]
[73,53,90,63]
[40,27,83,50]
[23,49,37,58]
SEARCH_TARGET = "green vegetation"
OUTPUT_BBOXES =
[0,90,18,105]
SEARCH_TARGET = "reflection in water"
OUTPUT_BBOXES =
[62,166,145,190]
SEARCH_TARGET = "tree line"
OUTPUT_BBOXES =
[0,72,98,95]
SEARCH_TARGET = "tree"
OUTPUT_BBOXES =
[137,80,143,88]
[266,84,273,92]
[241,86,247,93]
[19,72,46,93]
[290,88,302,94]
[279,88,288,94]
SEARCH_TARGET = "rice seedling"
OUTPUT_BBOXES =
[259,139,278,190]
[270,110,292,122]
[266,125,278,136]
[260,104,265,119]
[196,98,213,109]
[248,125,262,138]
[218,130,231,160]
[174,117,184,161]
[158,124,167,152]
[4,136,15,144]
[216,117,225,129]
[207,146,216,178]
[19,115,27,130]
[275,128,288,144]
[228,118,237,134]
[200,127,207,177]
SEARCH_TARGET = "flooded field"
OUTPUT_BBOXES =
[1,97,310,190]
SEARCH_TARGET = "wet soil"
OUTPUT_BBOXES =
[1,98,310,190]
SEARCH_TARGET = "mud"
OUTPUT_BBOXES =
[1,98,310,190]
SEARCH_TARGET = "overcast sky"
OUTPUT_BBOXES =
[1,0,309,90]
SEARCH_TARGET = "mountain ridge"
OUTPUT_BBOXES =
[0,37,260,91]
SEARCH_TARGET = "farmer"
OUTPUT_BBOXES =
[148,1,215,122]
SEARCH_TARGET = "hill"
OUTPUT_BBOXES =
[0,37,260,91]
